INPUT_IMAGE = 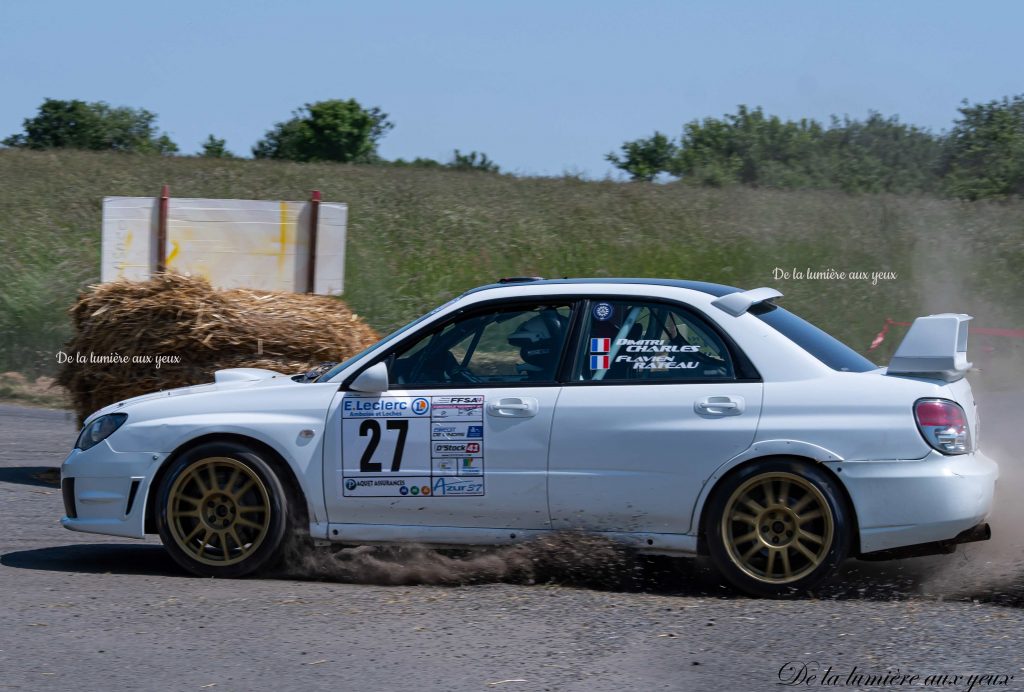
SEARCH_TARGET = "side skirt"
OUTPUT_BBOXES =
[319,523,699,555]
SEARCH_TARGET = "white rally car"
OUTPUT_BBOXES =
[61,278,997,596]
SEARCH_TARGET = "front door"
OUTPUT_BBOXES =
[548,298,763,535]
[324,301,575,530]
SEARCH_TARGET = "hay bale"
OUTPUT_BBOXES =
[57,274,380,423]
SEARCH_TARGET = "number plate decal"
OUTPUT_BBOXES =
[341,395,485,497]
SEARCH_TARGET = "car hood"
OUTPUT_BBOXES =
[83,368,294,424]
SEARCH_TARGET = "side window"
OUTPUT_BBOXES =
[572,300,735,382]
[388,303,572,387]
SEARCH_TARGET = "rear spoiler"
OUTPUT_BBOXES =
[887,313,972,382]
[711,287,783,316]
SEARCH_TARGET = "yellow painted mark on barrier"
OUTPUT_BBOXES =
[166,239,181,266]
[279,201,289,273]
[115,230,134,274]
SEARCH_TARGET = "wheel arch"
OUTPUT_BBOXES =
[694,453,860,556]
[144,432,310,535]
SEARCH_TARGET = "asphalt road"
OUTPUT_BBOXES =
[1,395,1022,692]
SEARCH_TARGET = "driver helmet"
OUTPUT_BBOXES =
[508,312,562,375]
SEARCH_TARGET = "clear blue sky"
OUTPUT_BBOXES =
[1,0,1021,178]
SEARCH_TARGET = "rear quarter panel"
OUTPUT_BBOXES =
[755,371,941,461]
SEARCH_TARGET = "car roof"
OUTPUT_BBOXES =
[465,277,743,298]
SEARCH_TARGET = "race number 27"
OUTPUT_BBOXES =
[358,419,408,473]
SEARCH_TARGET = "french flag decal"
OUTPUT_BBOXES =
[590,354,610,370]
[590,337,610,353]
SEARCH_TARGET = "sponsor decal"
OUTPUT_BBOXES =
[592,302,613,322]
[614,339,701,353]
[432,441,483,456]
[343,396,432,418]
[431,476,485,496]
[433,458,457,475]
[590,354,609,370]
[613,354,700,370]
[341,474,434,497]
[432,395,484,405]
[459,457,483,475]
[431,396,484,421]
[432,424,459,437]
[432,405,483,420]
[430,422,484,440]
[432,456,484,475]
[342,395,487,497]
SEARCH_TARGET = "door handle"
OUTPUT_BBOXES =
[698,401,737,410]
[695,396,745,416]
[487,397,539,418]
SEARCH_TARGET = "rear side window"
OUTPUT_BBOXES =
[751,304,877,372]
[571,300,736,382]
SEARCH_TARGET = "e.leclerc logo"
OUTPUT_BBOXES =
[411,397,430,415]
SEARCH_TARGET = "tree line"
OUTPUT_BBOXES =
[607,97,1024,200]
[4,95,1022,199]
[1,98,500,173]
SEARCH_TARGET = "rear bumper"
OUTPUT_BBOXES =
[829,449,998,554]
[858,522,991,560]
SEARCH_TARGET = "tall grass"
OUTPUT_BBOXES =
[1,149,1022,385]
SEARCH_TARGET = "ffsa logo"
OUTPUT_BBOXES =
[411,398,430,415]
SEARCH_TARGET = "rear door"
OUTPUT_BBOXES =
[324,300,575,530]
[548,298,763,535]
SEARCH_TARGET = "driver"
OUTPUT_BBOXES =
[507,310,565,380]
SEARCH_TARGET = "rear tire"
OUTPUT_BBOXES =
[704,459,851,597]
[156,441,290,578]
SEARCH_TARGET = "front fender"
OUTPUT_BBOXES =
[135,414,331,536]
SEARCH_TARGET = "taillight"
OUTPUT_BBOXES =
[914,399,971,454]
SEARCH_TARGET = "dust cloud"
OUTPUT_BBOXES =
[275,530,641,591]
[861,211,1024,606]
[831,360,1024,605]
[919,382,1024,607]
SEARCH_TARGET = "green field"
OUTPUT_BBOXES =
[2,148,1022,391]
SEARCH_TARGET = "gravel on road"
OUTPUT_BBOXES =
[1,401,1021,691]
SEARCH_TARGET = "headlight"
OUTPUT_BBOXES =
[76,413,128,451]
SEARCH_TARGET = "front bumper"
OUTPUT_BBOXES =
[60,443,167,539]
[830,448,998,554]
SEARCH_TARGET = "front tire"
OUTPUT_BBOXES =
[705,459,851,597]
[156,441,290,578]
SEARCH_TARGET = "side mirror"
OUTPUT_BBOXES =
[349,362,389,393]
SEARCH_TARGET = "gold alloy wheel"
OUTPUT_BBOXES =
[166,456,272,567]
[721,471,835,584]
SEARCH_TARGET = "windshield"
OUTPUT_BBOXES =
[750,303,877,373]
[315,296,462,382]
